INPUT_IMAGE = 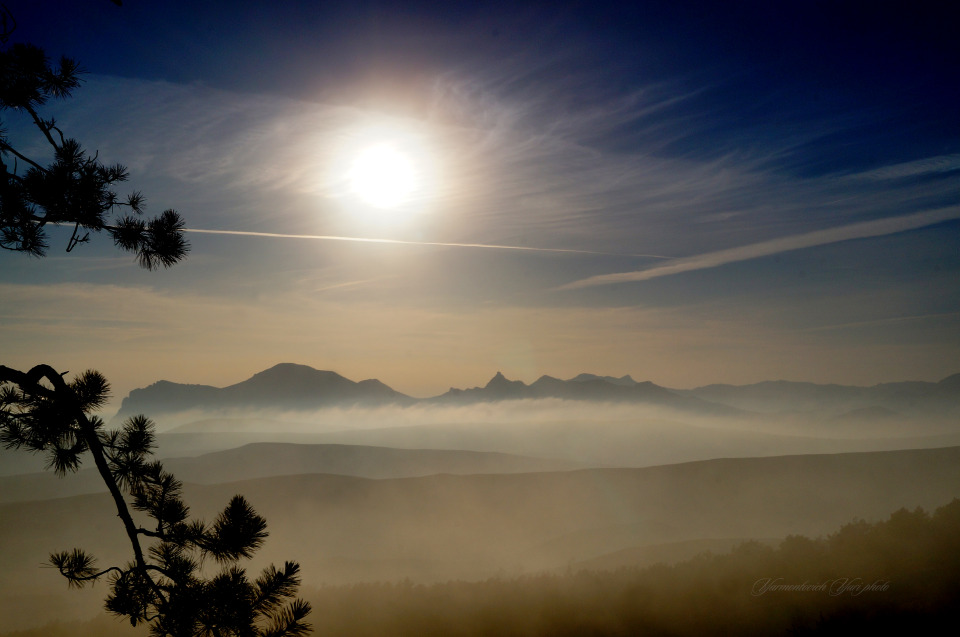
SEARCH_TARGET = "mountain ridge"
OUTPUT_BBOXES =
[682,373,960,416]
[115,362,416,419]
[113,363,960,422]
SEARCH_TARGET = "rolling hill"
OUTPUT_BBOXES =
[2,445,959,631]
[0,442,580,504]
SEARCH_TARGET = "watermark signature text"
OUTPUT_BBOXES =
[751,577,890,596]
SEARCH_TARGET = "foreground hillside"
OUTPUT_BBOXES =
[1,446,959,631]
[5,500,959,636]
[304,500,960,636]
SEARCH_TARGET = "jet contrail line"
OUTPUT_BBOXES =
[182,228,674,259]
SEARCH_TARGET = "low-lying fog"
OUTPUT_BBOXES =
[146,399,960,466]
[2,398,959,632]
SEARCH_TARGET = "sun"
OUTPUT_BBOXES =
[348,144,417,209]
[327,119,440,223]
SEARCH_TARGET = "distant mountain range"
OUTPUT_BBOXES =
[427,371,739,415]
[114,363,414,419]
[113,363,742,419]
[113,362,960,421]
[680,372,960,417]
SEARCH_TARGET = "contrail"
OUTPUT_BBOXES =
[182,228,674,259]
[800,311,960,333]
[558,206,960,290]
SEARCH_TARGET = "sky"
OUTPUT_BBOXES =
[1,0,958,405]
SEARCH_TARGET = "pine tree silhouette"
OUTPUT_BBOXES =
[0,365,312,636]
[0,14,310,636]
[0,41,188,268]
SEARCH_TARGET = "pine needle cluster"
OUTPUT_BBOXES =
[0,42,188,268]
[1,364,312,637]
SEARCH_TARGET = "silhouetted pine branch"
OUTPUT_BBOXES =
[0,363,312,636]
[1,11,309,635]
[0,42,189,268]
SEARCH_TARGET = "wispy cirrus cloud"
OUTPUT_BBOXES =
[559,207,960,289]
[843,154,960,181]
[46,73,958,261]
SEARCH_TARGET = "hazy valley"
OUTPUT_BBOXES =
[2,364,960,633]
[5,1,958,632]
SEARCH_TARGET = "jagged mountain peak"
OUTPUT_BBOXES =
[485,371,526,388]
[116,365,959,422]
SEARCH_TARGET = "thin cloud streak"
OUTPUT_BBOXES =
[55,77,957,261]
[559,207,960,289]
[182,228,674,259]
[799,311,960,333]
[844,154,960,181]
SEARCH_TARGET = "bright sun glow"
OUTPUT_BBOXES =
[349,144,417,209]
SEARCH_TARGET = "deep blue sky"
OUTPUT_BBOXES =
[2,0,958,399]
[13,1,959,166]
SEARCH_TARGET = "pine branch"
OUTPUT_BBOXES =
[2,364,311,632]
[260,599,313,637]
[0,140,47,172]
[0,364,168,607]
[253,562,303,614]
[23,103,60,151]
[49,549,125,588]
[205,495,268,562]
